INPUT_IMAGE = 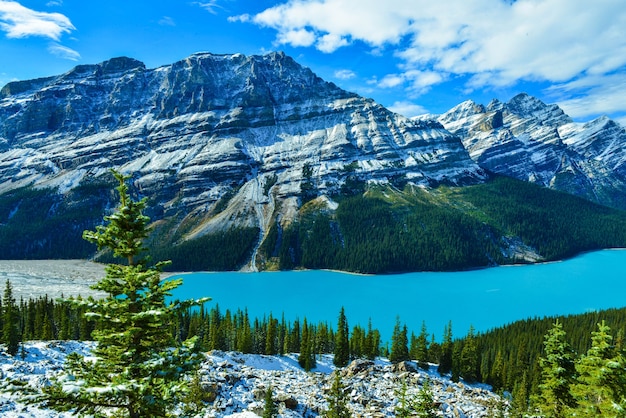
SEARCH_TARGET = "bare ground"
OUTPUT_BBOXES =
[0,260,108,300]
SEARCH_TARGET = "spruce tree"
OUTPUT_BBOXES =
[323,371,351,418]
[2,279,20,356]
[389,317,409,363]
[536,320,577,418]
[414,379,438,418]
[262,385,278,418]
[410,321,429,370]
[460,325,479,383]
[438,321,453,376]
[299,318,316,371]
[571,321,626,417]
[333,307,349,367]
[37,170,208,418]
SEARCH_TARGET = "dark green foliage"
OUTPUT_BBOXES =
[571,321,626,417]
[394,380,415,418]
[334,307,350,367]
[0,181,113,259]
[438,321,453,376]
[458,175,626,261]
[323,372,351,418]
[298,318,316,371]
[410,321,429,370]
[300,163,316,203]
[262,385,278,418]
[389,318,409,364]
[37,171,207,418]
[152,227,259,271]
[414,379,438,418]
[536,321,578,417]
[2,280,20,355]
[459,326,480,383]
[276,176,626,273]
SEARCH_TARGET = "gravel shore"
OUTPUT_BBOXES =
[0,260,107,300]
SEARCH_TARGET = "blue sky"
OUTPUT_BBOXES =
[1,0,625,125]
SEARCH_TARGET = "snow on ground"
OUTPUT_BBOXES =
[0,341,505,417]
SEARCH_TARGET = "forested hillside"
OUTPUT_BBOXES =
[262,175,626,273]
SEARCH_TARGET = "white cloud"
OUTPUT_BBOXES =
[0,0,75,40]
[317,32,348,53]
[244,0,626,97]
[334,69,355,80]
[276,28,315,47]
[548,72,626,121]
[47,42,79,61]
[388,101,428,118]
[158,16,176,27]
[194,1,223,15]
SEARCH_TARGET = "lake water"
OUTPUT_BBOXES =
[170,249,626,342]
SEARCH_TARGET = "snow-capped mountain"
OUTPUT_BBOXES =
[438,93,626,210]
[0,52,483,234]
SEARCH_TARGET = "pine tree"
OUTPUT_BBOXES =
[262,385,278,418]
[414,379,438,418]
[2,279,20,356]
[37,170,209,418]
[410,321,429,370]
[389,317,409,363]
[571,321,626,417]
[536,320,577,418]
[299,318,316,371]
[323,371,351,418]
[394,379,415,418]
[460,325,479,383]
[333,307,349,367]
[438,321,453,376]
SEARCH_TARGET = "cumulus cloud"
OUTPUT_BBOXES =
[242,0,626,105]
[548,72,626,121]
[334,69,356,80]
[0,0,75,40]
[48,42,79,60]
[388,101,429,118]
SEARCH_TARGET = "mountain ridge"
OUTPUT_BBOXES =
[1,52,625,272]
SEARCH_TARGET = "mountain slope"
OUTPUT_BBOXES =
[438,93,626,210]
[0,52,484,269]
[1,54,626,272]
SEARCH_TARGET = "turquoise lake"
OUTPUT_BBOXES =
[170,249,626,342]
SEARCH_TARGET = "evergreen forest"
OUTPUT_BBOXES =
[261,175,626,273]
[3,174,626,273]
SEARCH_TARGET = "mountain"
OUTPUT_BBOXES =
[0,52,487,269]
[1,53,626,272]
[438,93,626,210]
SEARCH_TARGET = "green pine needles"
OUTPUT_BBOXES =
[37,170,209,418]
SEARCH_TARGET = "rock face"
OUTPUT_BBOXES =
[438,93,626,210]
[0,52,484,250]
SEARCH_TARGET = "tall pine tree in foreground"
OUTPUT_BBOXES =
[571,321,626,417]
[38,171,209,418]
[2,279,20,356]
[334,307,349,367]
[536,320,577,418]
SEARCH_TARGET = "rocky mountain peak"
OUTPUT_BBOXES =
[0,51,484,263]
[439,93,626,210]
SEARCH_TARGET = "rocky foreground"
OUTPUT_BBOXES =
[0,341,505,417]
